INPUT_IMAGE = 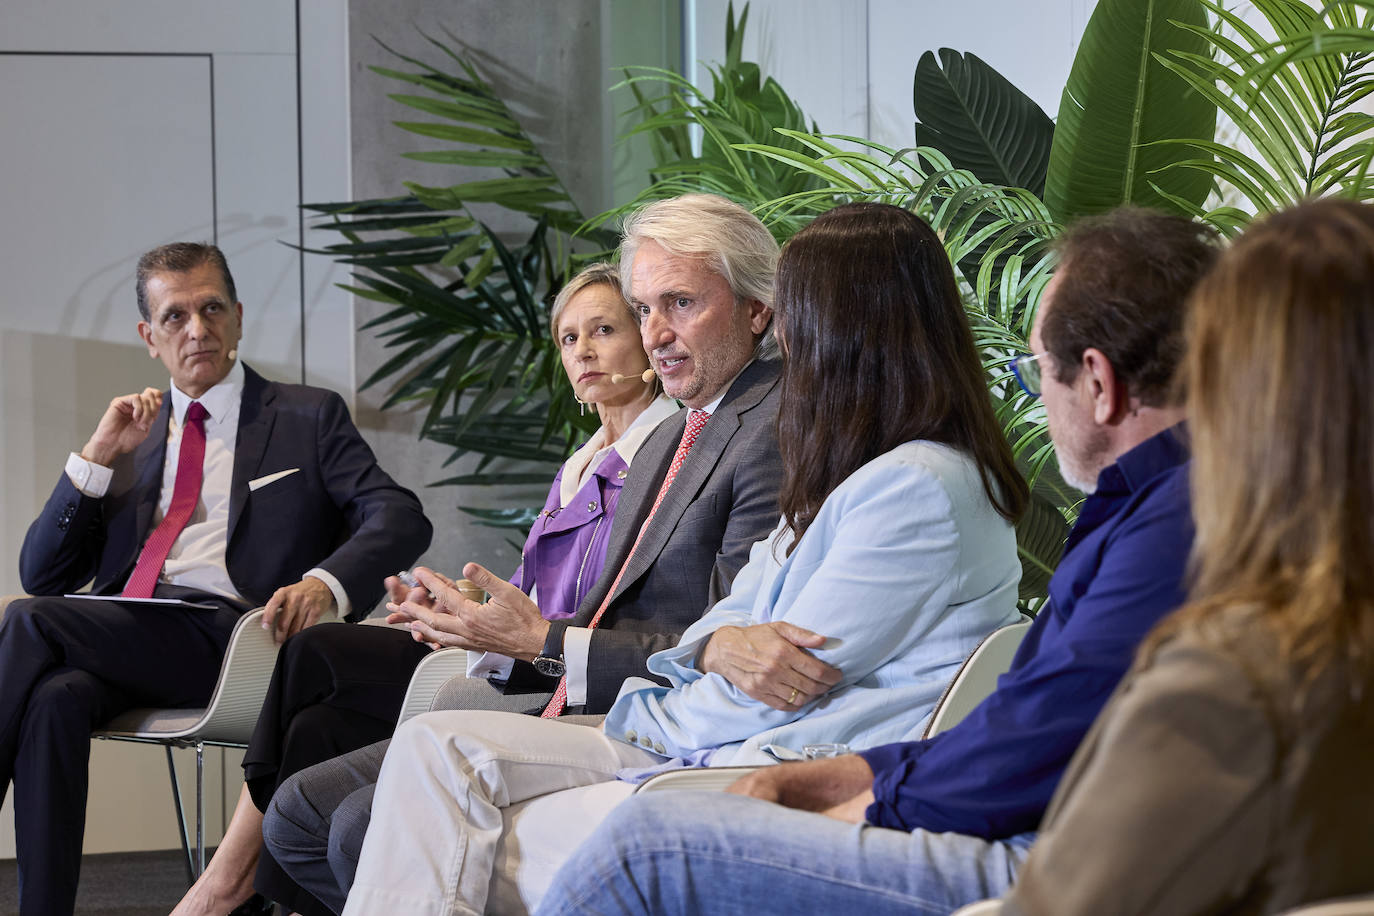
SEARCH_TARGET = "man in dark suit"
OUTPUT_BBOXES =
[259,193,806,914]
[0,242,431,916]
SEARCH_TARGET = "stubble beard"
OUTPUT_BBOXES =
[1051,422,1112,496]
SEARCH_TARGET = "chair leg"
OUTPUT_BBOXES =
[196,741,206,877]
[166,746,195,886]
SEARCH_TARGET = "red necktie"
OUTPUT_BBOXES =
[541,409,710,717]
[122,401,209,598]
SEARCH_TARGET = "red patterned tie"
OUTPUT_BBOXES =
[541,409,710,717]
[122,401,209,598]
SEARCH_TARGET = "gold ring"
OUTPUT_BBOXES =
[788,687,799,704]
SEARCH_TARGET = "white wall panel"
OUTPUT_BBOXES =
[0,55,215,342]
[687,0,1096,150]
[691,0,870,137]
[0,1,294,54]
[0,0,351,867]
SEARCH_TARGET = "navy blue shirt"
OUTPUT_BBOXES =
[861,425,1193,839]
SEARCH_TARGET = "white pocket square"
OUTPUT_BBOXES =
[248,468,300,491]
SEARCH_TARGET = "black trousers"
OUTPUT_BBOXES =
[0,587,242,916]
[243,623,429,916]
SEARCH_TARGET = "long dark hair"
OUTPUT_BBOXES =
[775,203,1028,552]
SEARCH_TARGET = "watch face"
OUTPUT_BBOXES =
[533,655,566,678]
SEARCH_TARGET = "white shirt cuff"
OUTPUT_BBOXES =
[466,651,516,681]
[65,452,113,498]
[304,567,350,621]
[563,625,593,706]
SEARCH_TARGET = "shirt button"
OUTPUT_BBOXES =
[617,469,628,480]
[653,742,666,754]
[624,730,637,743]
[587,501,598,512]
[639,736,653,748]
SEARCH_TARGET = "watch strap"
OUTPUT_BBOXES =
[541,620,569,661]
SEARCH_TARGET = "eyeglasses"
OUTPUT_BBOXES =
[1008,353,1046,398]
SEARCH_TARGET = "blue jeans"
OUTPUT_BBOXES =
[535,791,1036,916]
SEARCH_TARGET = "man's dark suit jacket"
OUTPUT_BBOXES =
[19,363,431,620]
[511,357,784,713]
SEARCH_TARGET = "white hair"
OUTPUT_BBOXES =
[618,193,779,311]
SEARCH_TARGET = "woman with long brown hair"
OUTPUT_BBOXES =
[334,201,1029,915]
[997,198,1374,914]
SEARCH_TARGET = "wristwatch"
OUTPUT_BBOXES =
[532,621,569,678]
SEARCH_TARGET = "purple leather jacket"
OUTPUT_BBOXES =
[511,448,630,620]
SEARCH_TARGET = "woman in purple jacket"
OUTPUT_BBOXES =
[171,263,676,916]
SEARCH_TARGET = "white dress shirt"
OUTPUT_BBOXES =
[64,360,347,612]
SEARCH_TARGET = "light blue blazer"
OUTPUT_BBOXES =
[604,440,1023,766]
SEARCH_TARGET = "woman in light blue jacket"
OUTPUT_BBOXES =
[343,202,1030,916]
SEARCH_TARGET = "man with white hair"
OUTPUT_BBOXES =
[261,193,819,915]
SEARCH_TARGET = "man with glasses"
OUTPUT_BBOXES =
[533,207,1220,916]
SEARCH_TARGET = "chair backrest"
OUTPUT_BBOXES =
[396,646,470,727]
[186,607,287,743]
[96,607,341,744]
[922,618,1033,739]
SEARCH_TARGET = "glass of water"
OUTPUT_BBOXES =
[802,743,851,760]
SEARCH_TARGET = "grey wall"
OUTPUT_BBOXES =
[344,0,679,579]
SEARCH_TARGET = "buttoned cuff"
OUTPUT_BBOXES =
[65,452,113,498]
[304,567,350,621]
[564,625,593,706]
[466,651,516,682]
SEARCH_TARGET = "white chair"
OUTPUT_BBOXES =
[92,605,341,882]
[634,617,1034,794]
[921,617,1031,739]
[387,577,486,727]
[396,646,470,726]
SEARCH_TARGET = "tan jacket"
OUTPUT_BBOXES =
[1003,608,1374,916]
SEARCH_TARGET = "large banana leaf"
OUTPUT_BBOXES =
[914,49,1055,197]
[1045,0,1216,221]
[911,49,1056,321]
[1153,0,1374,222]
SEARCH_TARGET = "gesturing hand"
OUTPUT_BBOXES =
[699,621,843,710]
[386,564,549,661]
[82,388,164,466]
[261,576,337,644]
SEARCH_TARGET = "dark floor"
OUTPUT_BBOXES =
[0,848,200,916]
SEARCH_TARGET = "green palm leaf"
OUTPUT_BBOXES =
[1155,0,1374,216]
[1045,0,1216,221]
[913,49,1055,196]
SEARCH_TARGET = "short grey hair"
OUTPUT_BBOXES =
[136,242,236,321]
[619,193,779,311]
[548,261,628,338]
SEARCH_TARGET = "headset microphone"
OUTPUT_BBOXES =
[610,368,656,384]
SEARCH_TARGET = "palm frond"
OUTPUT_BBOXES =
[1156,0,1374,218]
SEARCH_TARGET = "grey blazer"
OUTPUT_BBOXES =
[546,358,783,713]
